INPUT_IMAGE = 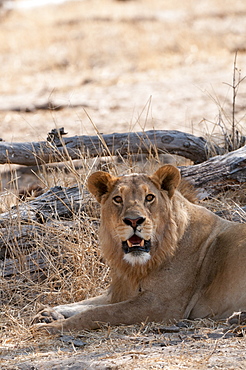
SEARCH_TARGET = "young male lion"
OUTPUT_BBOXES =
[33,165,246,333]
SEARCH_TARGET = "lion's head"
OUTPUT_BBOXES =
[87,165,190,277]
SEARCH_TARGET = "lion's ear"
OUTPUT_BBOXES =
[87,171,118,203]
[150,165,181,198]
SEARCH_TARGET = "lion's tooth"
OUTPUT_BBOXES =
[126,239,144,248]
[127,240,132,248]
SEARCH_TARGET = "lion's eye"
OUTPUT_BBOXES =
[145,194,155,202]
[113,196,123,204]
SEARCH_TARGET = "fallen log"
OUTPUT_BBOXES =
[180,144,246,193]
[0,221,84,278]
[0,97,92,113]
[0,130,223,166]
[0,185,98,225]
[216,205,246,223]
[0,250,49,278]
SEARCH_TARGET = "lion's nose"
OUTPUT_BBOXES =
[123,217,145,228]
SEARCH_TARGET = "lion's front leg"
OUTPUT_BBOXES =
[32,293,110,325]
[32,292,167,334]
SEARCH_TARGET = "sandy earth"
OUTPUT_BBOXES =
[1,0,246,369]
[2,321,246,369]
[1,0,246,144]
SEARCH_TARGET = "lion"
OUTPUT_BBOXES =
[32,165,246,333]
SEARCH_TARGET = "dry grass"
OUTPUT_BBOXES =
[203,52,246,152]
[0,169,109,367]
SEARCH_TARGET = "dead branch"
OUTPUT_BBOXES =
[0,130,223,166]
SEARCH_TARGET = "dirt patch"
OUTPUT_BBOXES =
[2,321,246,369]
[1,0,246,143]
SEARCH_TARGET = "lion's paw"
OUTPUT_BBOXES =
[31,322,64,335]
[31,306,65,325]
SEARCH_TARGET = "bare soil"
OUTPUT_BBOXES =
[1,0,246,144]
[1,0,246,369]
[2,319,246,369]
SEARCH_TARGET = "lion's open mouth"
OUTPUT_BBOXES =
[122,235,151,254]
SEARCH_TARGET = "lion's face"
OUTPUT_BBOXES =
[101,174,163,265]
[88,165,183,267]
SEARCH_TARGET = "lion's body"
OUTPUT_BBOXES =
[33,166,246,332]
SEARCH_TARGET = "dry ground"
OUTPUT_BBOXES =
[1,0,246,143]
[1,0,246,369]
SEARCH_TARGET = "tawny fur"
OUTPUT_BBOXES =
[32,165,246,333]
